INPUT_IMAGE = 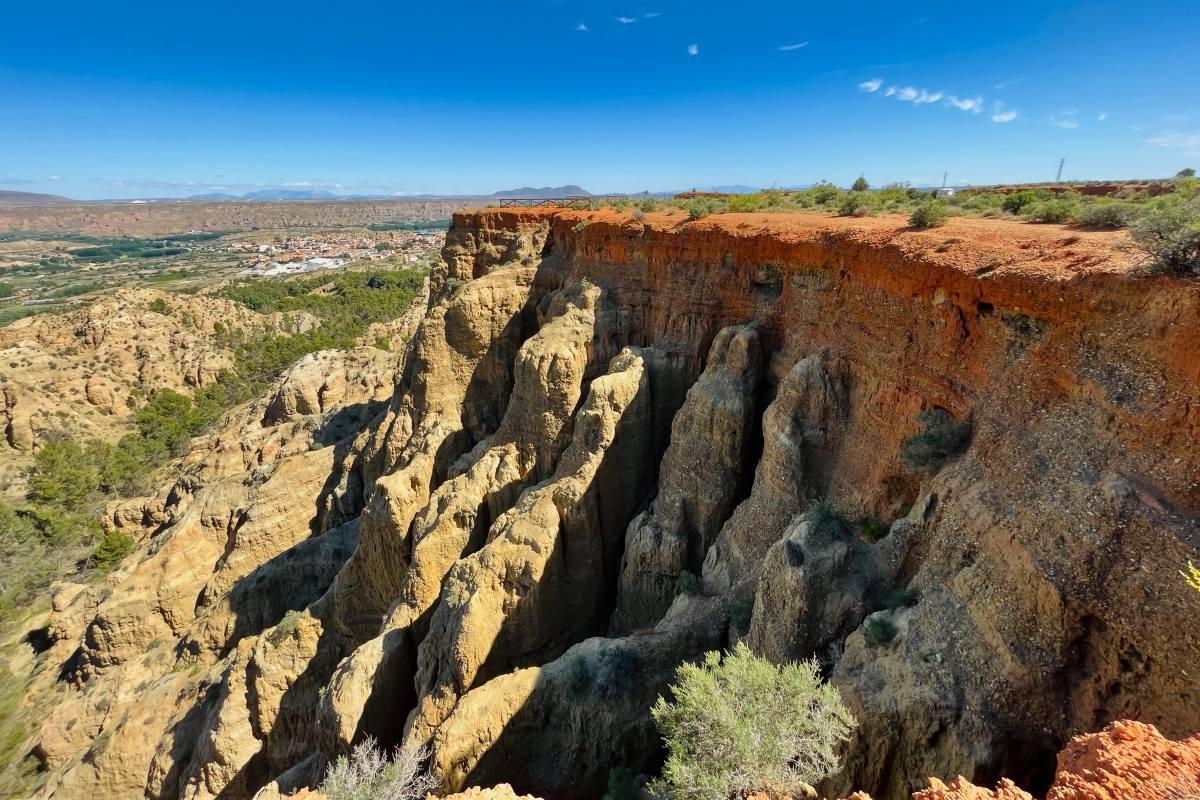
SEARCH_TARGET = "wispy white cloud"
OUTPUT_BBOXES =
[616,16,636,23]
[47,175,62,181]
[993,79,1020,90]
[865,81,1018,122]
[892,86,945,104]
[778,42,809,51]
[687,43,699,56]
[946,95,983,113]
[643,12,660,18]
[1050,116,1079,129]
[1097,112,1108,121]
[1147,132,1200,149]
[575,22,588,31]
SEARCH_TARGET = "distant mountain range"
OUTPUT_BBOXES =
[188,189,343,201]
[0,184,789,208]
[489,186,590,198]
[0,189,74,207]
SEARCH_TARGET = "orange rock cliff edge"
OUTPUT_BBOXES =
[19,207,1200,800]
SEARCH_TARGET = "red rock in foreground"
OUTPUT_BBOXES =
[1047,721,1200,800]
[912,777,1033,800]
[910,721,1200,800]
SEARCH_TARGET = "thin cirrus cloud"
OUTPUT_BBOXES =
[643,12,661,18]
[1050,116,1080,129]
[575,23,588,31]
[616,16,637,23]
[1147,132,1200,149]
[861,79,1017,122]
[687,43,699,56]
[778,42,809,51]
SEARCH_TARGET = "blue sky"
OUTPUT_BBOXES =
[2,0,1198,199]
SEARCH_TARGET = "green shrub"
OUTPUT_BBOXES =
[637,198,657,213]
[1131,196,1200,276]
[809,181,842,205]
[29,438,97,512]
[851,177,870,192]
[147,297,171,315]
[1023,199,1077,223]
[271,608,304,642]
[838,192,870,217]
[1178,168,1196,178]
[862,614,898,648]
[0,666,38,798]
[859,516,887,542]
[1074,202,1137,228]
[901,409,972,473]
[683,198,725,220]
[909,202,949,228]
[727,193,765,213]
[1001,190,1042,215]
[90,530,134,573]
[650,642,855,799]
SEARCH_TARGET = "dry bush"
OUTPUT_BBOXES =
[320,736,437,800]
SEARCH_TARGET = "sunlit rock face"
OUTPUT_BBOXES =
[27,208,1200,800]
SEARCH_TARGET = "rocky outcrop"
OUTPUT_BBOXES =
[428,594,726,796]
[747,507,916,666]
[911,721,1200,800]
[611,323,762,634]
[0,287,313,493]
[19,208,1200,800]
[408,347,653,745]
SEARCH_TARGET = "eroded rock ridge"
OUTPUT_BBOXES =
[22,209,1200,800]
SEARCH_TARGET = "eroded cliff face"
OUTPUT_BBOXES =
[21,208,1200,800]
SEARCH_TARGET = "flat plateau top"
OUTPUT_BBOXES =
[467,206,1146,284]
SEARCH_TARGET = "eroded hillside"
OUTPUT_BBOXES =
[0,289,316,490]
[11,208,1200,800]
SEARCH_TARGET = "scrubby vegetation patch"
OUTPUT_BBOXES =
[650,642,854,799]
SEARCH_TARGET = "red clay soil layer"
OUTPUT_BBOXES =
[908,721,1200,800]
[465,206,1141,282]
